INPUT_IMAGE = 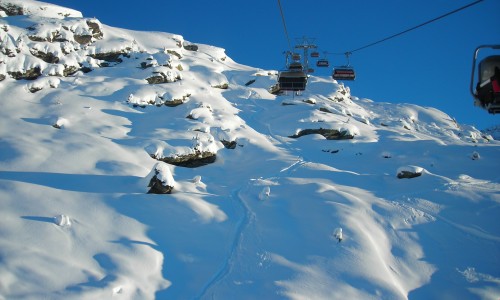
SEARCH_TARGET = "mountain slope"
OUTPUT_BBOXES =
[1,1,499,299]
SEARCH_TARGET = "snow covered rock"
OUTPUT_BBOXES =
[396,165,424,179]
[290,128,355,140]
[333,227,343,242]
[147,162,175,194]
[54,214,71,227]
[259,186,271,200]
[146,69,182,84]
[151,134,220,168]
[52,117,68,129]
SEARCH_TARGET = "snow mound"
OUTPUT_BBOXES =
[54,214,71,226]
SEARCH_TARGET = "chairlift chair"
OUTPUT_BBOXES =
[332,66,356,80]
[332,52,356,81]
[278,69,307,91]
[316,59,329,67]
[288,61,304,71]
[311,51,320,58]
[470,45,500,114]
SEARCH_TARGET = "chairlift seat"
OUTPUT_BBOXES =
[475,55,500,110]
[288,62,304,71]
[316,59,329,67]
[278,70,307,91]
[311,52,320,58]
[332,67,356,80]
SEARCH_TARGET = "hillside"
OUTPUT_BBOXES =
[0,1,499,299]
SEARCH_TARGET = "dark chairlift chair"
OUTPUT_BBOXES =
[470,45,500,114]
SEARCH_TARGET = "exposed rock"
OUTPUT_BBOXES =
[147,163,175,194]
[8,67,41,80]
[30,49,59,63]
[88,51,125,63]
[0,3,23,16]
[74,34,92,45]
[146,71,181,84]
[167,49,182,59]
[164,99,184,107]
[152,151,216,168]
[212,83,229,89]
[27,35,47,42]
[28,85,43,93]
[397,171,422,179]
[183,44,198,51]
[396,166,424,179]
[140,61,155,69]
[163,93,191,107]
[63,65,79,76]
[0,74,5,81]
[86,19,103,39]
[221,140,237,149]
[289,128,354,140]
[148,176,174,194]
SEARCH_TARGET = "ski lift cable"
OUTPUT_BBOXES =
[327,0,486,57]
[277,0,293,53]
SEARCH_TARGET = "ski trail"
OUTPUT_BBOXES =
[195,93,307,298]
[194,186,255,299]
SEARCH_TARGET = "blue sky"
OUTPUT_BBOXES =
[46,0,499,129]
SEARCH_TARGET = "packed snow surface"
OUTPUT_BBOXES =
[0,1,499,299]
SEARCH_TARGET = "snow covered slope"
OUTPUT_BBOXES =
[1,1,499,299]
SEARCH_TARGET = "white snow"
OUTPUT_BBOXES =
[0,1,499,300]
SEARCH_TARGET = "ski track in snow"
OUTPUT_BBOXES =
[195,186,255,299]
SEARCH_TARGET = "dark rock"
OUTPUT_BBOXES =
[397,171,422,179]
[212,83,229,89]
[74,34,93,45]
[29,86,43,93]
[88,52,124,63]
[146,75,165,85]
[0,3,23,16]
[8,67,41,80]
[221,140,237,149]
[30,49,59,63]
[140,61,154,69]
[183,44,198,51]
[289,128,354,140]
[63,65,79,76]
[27,35,47,42]
[152,151,216,168]
[80,66,93,73]
[148,176,173,194]
[164,99,185,107]
[167,50,182,59]
[146,71,181,84]
[86,19,103,39]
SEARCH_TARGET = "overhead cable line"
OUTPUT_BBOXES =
[277,0,292,52]
[337,0,485,55]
